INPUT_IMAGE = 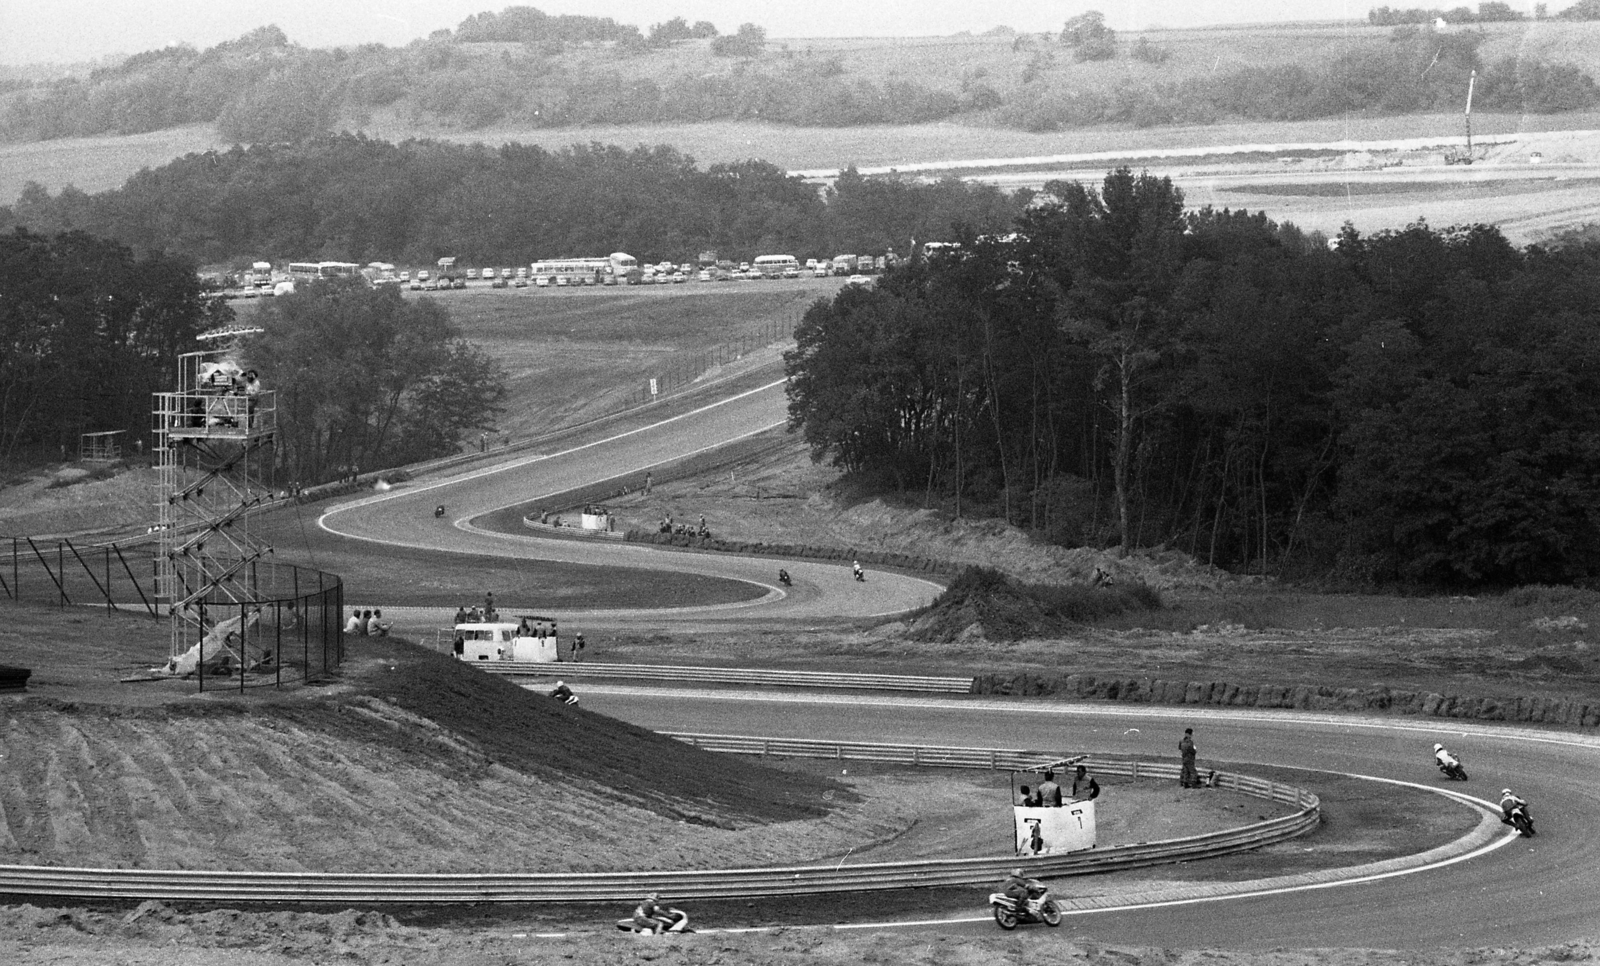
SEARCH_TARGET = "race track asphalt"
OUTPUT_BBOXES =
[316,377,1600,948]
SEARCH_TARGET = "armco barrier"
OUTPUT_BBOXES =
[0,739,1316,902]
[474,661,974,693]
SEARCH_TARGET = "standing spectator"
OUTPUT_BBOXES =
[1179,728,1201,788]
[1036,770,1062,806]
[484,591,496,621]
[1071,765,1100,801]
[452,632,465,657]
[479,431,488,453]
[570,632,585,662]
[344,609,362,635]
[644,471,652,495]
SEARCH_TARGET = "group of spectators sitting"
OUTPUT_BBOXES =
[345,608,389,637]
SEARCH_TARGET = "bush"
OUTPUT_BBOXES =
[711,23,766,58]
[1130,38,1171,64]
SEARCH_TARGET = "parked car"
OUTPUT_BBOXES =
[813,265,831,278]
[467,268,479,280]
[534,275,549,287]
[846,274,872,286]
[783,266,801,278]
[513,276,527,287]
[492,275,508,288]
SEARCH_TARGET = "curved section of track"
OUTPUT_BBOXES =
[586,687,1600,948]
[318,379,942,625]
[318,380,1600,947]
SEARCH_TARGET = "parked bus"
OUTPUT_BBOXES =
[287,261,361,281]
[530,252,638,285]
[753,254,800,278]
[831,254,857,276]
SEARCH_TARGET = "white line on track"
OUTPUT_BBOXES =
[583,685,1600,752]
[683,772,1517,935]
[317,378,787,533]
[454,419,783,536]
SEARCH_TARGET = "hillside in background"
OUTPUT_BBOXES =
[3,9,1600,147]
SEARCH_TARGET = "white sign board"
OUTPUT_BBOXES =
[1014,801,1096,856]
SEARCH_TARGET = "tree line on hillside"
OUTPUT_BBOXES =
[0,136,1028,268]
[4,7,1600,144]
[1370,1,1600,22]
[1000,23,1597,130]
[785,169,1600,589]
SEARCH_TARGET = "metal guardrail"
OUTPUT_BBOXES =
[0,739,1316,902]
[474,661,975,693]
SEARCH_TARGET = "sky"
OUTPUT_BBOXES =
[0,0,1438,66]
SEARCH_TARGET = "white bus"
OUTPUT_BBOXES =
[530,252,638,285]
[753,254,799,278]
[287,261,361,281]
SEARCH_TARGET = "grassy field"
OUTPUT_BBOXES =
[236,279,831,441]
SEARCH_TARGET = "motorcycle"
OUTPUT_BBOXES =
[778,569,792,587]
[434,504,446,519]
[989,886,1062,930]
[616,908,690,934]
[1506,803,1536,837]
[1436,757,1468,781]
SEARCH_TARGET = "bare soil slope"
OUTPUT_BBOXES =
[0,633,874,874]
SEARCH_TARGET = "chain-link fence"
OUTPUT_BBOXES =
[1,536,343,692]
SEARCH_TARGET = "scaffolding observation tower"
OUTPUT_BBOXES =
[152,329,279,681]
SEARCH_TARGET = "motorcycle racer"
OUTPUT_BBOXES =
[1500,788,1528,824]
[1001,868,1041,917]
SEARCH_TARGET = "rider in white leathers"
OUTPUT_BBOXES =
[1434,743,1460,770]
[1500,788,1529,825]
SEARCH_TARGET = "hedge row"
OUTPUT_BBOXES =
[622,529,963,575]
[973,672,1600,728]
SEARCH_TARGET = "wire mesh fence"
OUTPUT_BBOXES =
[1,536,344,692]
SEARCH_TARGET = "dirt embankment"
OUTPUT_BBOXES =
[0,636,884,875]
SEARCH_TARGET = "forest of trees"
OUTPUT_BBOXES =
[0,229,506,481]
[243,279,506,485]
[785,169,1600,588]
[2,6,1598,142]
[0,228,228,463]
[0,135,1029,268]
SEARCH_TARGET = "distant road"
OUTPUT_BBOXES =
[319,379,942,628]
[789,131,1539,179]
